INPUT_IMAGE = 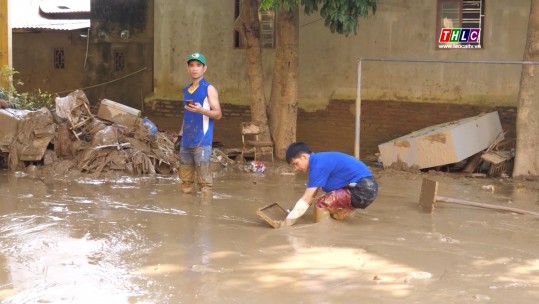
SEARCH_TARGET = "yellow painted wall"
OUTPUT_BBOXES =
[12,31,89,95]
[0,0,8,88]
[151,0,529,109]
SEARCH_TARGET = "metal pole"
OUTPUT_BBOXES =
[357,57,539,65]
[354,60,362,159]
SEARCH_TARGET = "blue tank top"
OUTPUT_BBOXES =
[182,78,214,148]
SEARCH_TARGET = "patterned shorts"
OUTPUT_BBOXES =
[315,176,378,210]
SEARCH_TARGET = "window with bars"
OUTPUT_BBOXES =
[437,0,484,49]
[258,10,275,48]
[54,48,65,69]
[233,0,275,49]
[113,49,125,72]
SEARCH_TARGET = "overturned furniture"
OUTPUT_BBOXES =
[240,121,274,163]
[378,111,504,170]
[418,178,539,216]
[55,90,94,140]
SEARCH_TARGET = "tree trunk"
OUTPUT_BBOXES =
[268,7,299,159]
[514,0,539,178]
[233,0,271,141]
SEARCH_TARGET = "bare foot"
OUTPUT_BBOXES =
[327,208,354,220]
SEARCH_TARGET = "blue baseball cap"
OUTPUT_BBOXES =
[186,52,206,65]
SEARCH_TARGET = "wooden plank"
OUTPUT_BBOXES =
[419,178,438,213]
[462,152,483,173]
[481,150,511,165]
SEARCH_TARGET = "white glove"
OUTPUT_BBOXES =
[282,198,310,227]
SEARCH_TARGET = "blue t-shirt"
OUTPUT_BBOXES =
[307,152,373,192]
[182,78,214,148]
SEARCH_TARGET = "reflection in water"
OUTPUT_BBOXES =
[0,214,150,302]
[0,172,167,303]
[0,169,538,303]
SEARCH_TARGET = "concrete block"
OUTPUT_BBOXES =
[378,111,503,169]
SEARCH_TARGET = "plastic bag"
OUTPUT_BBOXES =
[142,117,158,135]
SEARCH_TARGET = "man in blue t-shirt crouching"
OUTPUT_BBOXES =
[283,142,378,227]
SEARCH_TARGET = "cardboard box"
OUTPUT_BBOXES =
[0,109,29,153]
[378,111,504,169]
[20,109,56,161]
[97,99,141,128]
[0,108,55,161]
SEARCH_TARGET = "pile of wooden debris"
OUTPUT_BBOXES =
[1,90,180,177]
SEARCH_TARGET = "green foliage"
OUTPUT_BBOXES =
[16,89,54,110]
[319,0,376,36]
[260,0,301,12]
[259,0,376,36]
[0,65,54,110]
[0,65,19,94]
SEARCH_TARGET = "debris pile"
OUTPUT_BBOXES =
[0,90,180,177]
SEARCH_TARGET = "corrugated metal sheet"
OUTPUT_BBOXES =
[10,0,90,31]
[40,0,90,14]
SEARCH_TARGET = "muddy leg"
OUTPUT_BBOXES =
[196,162,213,198]
[192,146,213,198]
[327,207,355,220]
[179,147,196,194]
[180,164,195,194]
[316,189,355,220]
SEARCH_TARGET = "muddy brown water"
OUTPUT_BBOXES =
[0,165,538,303]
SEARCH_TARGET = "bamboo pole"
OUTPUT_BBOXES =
[436,196,539,217]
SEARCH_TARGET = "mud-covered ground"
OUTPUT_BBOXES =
[0,165,538,303]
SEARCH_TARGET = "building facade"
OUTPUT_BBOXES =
[10,0,528,157]
[147,0,526,156]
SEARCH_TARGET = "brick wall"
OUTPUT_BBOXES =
[144,99,516,158]
[309,99,517,157]
[143,100,251,148]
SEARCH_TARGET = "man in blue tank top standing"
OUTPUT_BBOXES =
[178,52,222,197]
[282,142,378,226]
